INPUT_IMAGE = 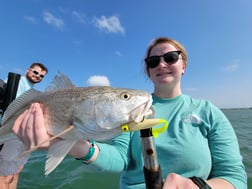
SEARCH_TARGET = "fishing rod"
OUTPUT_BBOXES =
[140,127,163,189]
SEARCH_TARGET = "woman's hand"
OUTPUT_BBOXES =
[162,173,199,189]
[12,103,52,150]
[11,103,95,160]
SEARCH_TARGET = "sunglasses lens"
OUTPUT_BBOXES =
[145,51,181,69]
[163,52,179,65]
[32,70,44,78]
[33,70,39,75]
[145,56,160,68]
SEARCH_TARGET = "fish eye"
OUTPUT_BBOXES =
[120,92,131,100]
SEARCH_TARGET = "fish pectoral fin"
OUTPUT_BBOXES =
[45,140,77,175]
[20,125,75,157]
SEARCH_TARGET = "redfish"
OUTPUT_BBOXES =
[0,73,154,175]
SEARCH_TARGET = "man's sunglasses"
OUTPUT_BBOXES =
[145,50,182,69]
[31,70,45,78]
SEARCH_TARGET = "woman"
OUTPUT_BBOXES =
[12,37,247,189]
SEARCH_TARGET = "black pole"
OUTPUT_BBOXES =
[0,72,20,151]
[140,128,163,189]
[1,72,21,112]
[0,79,6,116]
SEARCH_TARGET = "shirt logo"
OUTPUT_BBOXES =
[181,113,202,124]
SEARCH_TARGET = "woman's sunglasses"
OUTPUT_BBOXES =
[145,50,182,69]
[31,70,45,78]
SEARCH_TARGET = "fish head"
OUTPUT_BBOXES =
[93,87,153,130]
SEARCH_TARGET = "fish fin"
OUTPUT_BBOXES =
[0,132,17,144]
[45,140,77,175]
[45,72,76,92]
[1,89,42,126]
[0,138,30,176]
[20,125,75,157]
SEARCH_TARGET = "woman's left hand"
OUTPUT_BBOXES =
[12,103,52,150]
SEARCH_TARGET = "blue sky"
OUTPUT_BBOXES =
[0,0,251,108]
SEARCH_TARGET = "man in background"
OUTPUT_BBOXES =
[13,62,48,98]
[0,62,48,189]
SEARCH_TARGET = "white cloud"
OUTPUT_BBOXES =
[87,75,110,86]
[222,59,240,73]
[115,51,122,56]
[222,63,239,72]
[43,10,65,30]
[93,15,125,34]
[24,16,37,24]
[72,11,87,24]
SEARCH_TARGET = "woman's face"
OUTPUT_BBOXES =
[148,43,185,87]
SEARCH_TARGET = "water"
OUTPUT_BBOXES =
[222,108,252,188]
[16,108,251,188]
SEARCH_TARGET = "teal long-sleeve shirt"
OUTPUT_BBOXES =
[88,94,247,189]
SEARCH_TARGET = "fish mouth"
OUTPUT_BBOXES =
[130,98,154,123]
